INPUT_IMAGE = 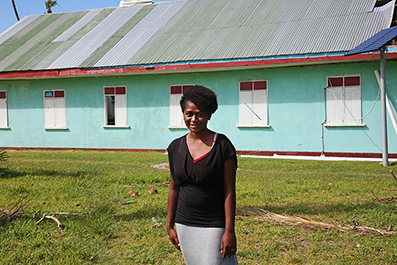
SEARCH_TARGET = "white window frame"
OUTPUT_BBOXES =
[326,75,364,127]
[168,85,193,129]
[104,86,129,128]
[44,90,67,130]
[238,80,269,127]
[0,91,9,129]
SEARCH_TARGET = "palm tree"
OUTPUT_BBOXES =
[11,0,20,21]
[45,0,59,14]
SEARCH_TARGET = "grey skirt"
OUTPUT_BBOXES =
[176,223,238,265]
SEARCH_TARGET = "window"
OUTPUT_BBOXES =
[44,90,67,129]
[238,80,269,127]
[104,86,128,127]
[326,76,363,126]
[0,91,8,129]
[169,85,193,128]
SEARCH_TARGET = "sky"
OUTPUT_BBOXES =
[0,0,173,34]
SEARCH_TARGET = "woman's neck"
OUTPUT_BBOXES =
[188,128,212,141]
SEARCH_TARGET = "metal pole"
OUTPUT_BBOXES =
[380,47,388,166]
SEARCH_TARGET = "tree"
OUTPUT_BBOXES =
[11,0,20,21]
[45,0,59,14]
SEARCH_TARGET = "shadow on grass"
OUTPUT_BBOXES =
[237,200,389,222]
[0,167,92,179]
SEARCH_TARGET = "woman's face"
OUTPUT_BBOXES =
[183,100,210,134]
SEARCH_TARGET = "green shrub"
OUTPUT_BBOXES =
[0,149,6,161]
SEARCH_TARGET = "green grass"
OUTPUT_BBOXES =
[0,150,396,264]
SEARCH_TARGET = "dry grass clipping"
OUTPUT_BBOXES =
[0,196,29,222]
[238,208,395,236]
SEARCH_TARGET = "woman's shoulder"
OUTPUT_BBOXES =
[216,133,233,144]
[167,134,187,151]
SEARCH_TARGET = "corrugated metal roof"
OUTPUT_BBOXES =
[0,0,394,72]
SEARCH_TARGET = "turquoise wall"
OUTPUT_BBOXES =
[0,60,396,154]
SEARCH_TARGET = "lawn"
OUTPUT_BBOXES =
[0,150,396,264]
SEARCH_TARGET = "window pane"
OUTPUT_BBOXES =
[254,81,267,90]
[0,91,6,99]
[0,96,7,128]
[104,87,115,95]
[105,96,115,125]
[45,91,54,97]
[55,90,64,98]
[182,85,193,93]
[170,85,182,95]
[345,76,360,86]
[116,86,126,95]
[240,81,252,91]
[115,94,127,126]
[252,89,267,125]
[326,86,344,125]
[328,77,343,87]
[239,90,253,125]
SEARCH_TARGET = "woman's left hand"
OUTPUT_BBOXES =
[221,230,237,259]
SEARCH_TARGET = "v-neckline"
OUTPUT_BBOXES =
[185,133,218,163]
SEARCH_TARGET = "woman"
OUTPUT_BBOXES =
[167,85,238,265]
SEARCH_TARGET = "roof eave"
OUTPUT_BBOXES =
[1,52,396,80]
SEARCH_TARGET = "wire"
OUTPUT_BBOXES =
[361,86,380,119]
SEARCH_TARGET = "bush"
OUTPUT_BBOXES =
[0,149,6,161]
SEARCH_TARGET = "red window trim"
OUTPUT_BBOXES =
[345,76,360,86]
[328,76,360,87]
[170,85,181,95]
[116,86,126,95]
[45,90,65,98]
[240,80,267,91]
[170,85,194,94]
[183,85,193,93]
[105,86,126,95]
[240,81,252,91]
[254,80,267,90]
[0,91,6,99]
[54,90,64,98]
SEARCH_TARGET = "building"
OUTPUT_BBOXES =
[0,0,396,157]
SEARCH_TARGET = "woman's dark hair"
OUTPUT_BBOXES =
[180,85,218,116]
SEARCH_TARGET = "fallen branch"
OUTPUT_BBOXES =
[372,171,397,203]
[370,189,383,203]
[391,170,397,184]
[33,209,41,219]
[379,196,397,202]
[36,213,64,230]
[121,201,135,205]
[0,196,29,222]
[238,208,396,236]
[55,211,94,216]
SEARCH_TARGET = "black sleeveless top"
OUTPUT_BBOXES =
[167,133,237,227]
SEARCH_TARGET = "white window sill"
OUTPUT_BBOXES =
[168,125,187,129]
[0,127,10,130]
[103,125,130,129]
[237,125,271,128]
[44,127,68,130]
[325,123,366,127]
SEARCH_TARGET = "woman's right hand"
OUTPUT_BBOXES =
[167,228,181,251]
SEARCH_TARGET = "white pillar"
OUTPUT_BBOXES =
[380,48,389,166]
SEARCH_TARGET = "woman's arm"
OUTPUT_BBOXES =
[221,157,237,259]
[167,175,181,251]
